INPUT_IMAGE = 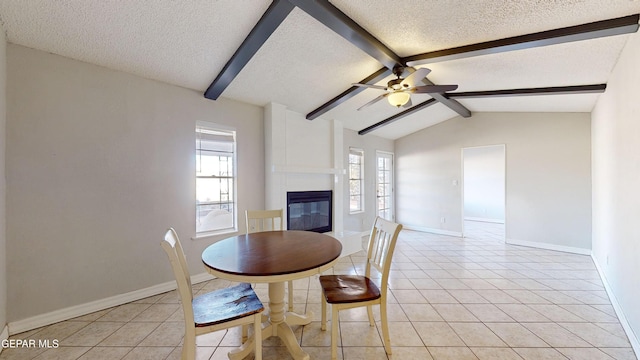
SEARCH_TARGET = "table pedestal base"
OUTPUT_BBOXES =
[228,282,313,360]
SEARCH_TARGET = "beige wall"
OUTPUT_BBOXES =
[592,30,640,348]
[6,44,264,322]
[0,27,7,335]
[395,112,592,251]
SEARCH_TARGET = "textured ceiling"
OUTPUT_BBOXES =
[1,0,640,139]
[331,0,640,57]
[223,7,383,114]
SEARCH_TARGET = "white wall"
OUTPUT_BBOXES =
[592,30,640,350]
[6,45,265,322]
[264,104,335,222]
[395,112,592,252]
[463,145,505,222]
[342,129,394,232]
[0,26,7,338]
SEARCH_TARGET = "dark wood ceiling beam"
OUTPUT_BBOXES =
[288,0,403,69]
[310,14,637,122]
[358,98,438,135]
[306,67,391,120]
[358,83,607,135]
[295,0,407,120]
[204,0,295,100]
[448,84,607,98]
[405,14,640,66]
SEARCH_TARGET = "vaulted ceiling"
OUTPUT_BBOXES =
[1,0,639,139]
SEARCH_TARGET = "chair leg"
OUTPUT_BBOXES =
[380,302,392,355]
[331,305,339,360]
[183,327,196,360]
[253,314,262,360]
[366,305,375,327]
[241,324,248,343]
[287,280,294,311]
[321,297,327,331]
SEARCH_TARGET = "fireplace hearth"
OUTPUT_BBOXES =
[287,190,332,233]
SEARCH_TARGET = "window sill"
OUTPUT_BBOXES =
[192,228,238,241]
[349,210,365,215]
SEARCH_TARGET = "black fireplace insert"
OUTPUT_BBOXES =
[287,190,332,233]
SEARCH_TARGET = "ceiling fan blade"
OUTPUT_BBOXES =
[401,67,431,88]
[357,93,388,111]
[352,83,387,90]
[412,84,458,93]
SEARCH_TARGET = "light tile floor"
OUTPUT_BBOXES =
[1,222,637,359]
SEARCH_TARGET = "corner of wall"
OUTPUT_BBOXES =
[591,254,640,357]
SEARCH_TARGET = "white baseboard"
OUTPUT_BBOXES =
[464,217,505,224]
[190,272,215,284]
[505,238,591,255]
[0,324,8,354]
[591,255,640,357]
[8,272,215,335]
[404,225,462,237]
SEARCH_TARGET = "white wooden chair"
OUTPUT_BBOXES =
[161,228,264,360]
[245,209,295,311]
[319,217,403,359]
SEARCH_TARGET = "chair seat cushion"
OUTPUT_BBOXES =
[193,283,264,327]
[319,275,381,304]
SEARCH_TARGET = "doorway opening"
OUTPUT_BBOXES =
[462,145,506,242]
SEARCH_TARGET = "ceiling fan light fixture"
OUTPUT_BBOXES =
[387,91,410,107]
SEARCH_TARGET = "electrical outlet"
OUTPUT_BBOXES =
[440,217,446,223]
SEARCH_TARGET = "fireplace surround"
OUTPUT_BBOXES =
[287,190,332,233]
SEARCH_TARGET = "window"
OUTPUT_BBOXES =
[196,123,236,234]
[349,148,364,213]
[376,151,394,221]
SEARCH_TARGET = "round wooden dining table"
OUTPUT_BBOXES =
[202,230,342,360]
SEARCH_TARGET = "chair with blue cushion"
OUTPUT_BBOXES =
[161,228,264,360]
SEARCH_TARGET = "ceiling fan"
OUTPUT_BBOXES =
[353,66,458,110]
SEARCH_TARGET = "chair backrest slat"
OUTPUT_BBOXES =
[365,217,403,293]
[161,228,195,324]
[246,209,283,233]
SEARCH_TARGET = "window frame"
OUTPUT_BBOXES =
[348,147,365,214]
[195,122,238,238]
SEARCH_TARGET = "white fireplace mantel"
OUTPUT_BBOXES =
[264,102,360,256]
[271,165,346,175]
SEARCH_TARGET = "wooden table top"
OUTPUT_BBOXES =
[202,230,343,277]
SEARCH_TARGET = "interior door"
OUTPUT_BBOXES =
[376,151,394,221]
